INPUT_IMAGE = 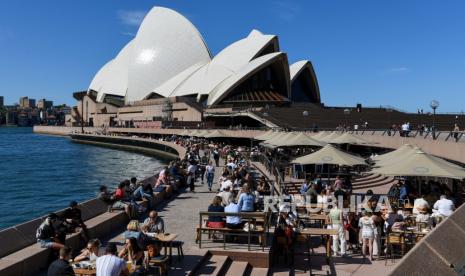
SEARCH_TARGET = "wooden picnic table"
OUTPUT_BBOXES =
[299,227,338,265]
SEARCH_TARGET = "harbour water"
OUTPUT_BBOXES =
[0,127,167,229]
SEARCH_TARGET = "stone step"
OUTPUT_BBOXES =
[196,255,229,275]
[249,267,269,276]
[225,261,248,276]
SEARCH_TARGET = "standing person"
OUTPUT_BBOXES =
[96,243,129,276]
[205,160,215,192]
[433,194,455,218]
[300,179,310,195]
[359,211,375,261]
[47,246,74,276]
[328,203,346,257]
[346,213,360,252]
[187,161,196,192]
[453,123,460,142]
[213,147,220,167]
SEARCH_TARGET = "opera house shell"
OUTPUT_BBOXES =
[88,6,320,107]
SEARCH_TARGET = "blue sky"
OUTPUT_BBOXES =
[0,0,464,112]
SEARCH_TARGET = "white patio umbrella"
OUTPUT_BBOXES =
[291,144,367,166]
[268,132,324,147]
[317,132,343,143]
[204,129,230,138]
[372,144,413,162]
[373,149,465,179]
[330,132,371,145]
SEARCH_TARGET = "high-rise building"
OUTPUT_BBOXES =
[0,96,4,107]
[28,99,36,108]
[37,98,53,109]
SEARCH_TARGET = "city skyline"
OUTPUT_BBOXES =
[0,0,465,112]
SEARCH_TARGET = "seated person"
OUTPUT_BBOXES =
[433,195,455,217]
[154,168,173,194]
[118,237,144,266]
[36,213,65,250]
[413,196,430,215]
[224,194,243,229]
[207,196,225,228]
[391,217,406,232]
[305,184,319,204]
[257,178,270,195]
[238,184,256,212]
[133,182,154,210]
[124,220,147,249]
[98,185,132,218]
[142,211,165,235]
[47,246,74,276]
[61,200,88,240]
[129,177,138,192]
[220,176,233,192]
[73,239,101,262]
[217,186,232,207]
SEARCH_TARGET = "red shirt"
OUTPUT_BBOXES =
[114,188,125,199]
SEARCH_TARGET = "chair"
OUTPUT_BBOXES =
[171,240,184,261]
[147,256,169,275]
[385,232,406,265]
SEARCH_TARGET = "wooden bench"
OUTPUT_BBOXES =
[197,212,268,251]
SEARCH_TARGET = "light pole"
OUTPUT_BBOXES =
[344,109,350,129]
[430,100,439,137]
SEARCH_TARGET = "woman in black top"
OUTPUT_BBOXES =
[207,196,225,228]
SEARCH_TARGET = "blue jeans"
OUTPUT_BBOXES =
[133,186,153,209]
[206,173,214,189]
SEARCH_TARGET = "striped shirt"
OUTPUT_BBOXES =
[96,254,126,276]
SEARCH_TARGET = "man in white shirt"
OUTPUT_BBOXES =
[220,177,233,192]
[433,195,455,217]
[96,243,128,276]
[225,194,243,229]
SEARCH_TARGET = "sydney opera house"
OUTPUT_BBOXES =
[69,6,322,128]
[70,6,457,130]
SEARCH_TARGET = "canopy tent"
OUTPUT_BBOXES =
[372,144,413,162]
[260,132,290,146]
[178,129,190,136]
[375,146,463,170]
[204,129,230,138]
[330,132,371,145]
[267,132,324,147]
[189,129,202,137]
[291,144,367,166]
[310,131,329,141]
[317,132,342,143]
[263,132,297,146]
[372,150,465,179]
[255,130,276,141]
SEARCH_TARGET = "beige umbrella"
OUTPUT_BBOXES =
[263,132,296,146]
[204,129,229,138]
[255,130,275,140]
[318,132,343,143]
[373,150,465,179]
[372,144,413,162]
[330,132,371,145]
[310,131,329,141]
[259,132,288,146]
[291,144,367,166]
[269,132,325,147]
[178,129,190,136]
[189,129,202,137]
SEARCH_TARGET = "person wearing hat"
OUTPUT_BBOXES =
[96,243,128,276]
[61,201,88,241]
[36,213,65,250]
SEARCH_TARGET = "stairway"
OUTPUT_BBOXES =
[191,252,269,276]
